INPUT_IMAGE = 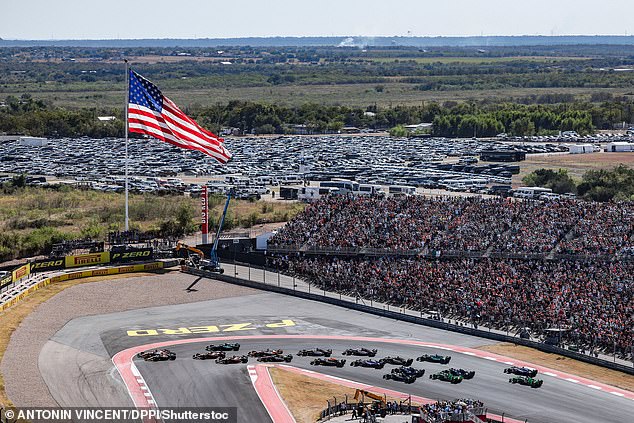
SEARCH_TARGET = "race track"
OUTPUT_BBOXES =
[37,276,632,423]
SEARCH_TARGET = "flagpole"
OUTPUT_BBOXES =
[124,60,129,231]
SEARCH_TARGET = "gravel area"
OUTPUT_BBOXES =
[1,271,258,407]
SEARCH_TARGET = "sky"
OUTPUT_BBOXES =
[2,0,632,40]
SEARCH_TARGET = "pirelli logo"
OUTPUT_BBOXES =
[12,263,30,281]
[65,252,110,268]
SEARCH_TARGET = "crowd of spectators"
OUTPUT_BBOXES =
[268,195,634,359]
[421,399,485,423]
[280,255,633,358]
[268,195,634,256]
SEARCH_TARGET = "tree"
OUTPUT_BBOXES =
[389,125,408,137]
[522,168,576,194]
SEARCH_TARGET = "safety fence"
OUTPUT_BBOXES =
[267,246,634,262]
[184,265,634,375]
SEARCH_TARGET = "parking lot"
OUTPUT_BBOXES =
[0,134,612,197]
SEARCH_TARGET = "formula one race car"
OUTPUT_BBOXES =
[137,349,176,361]
[215,355,249,364]
[247,349,284,358]
[429,370,463,384]
[392,366,425,378]
[342,348,378,357]
[350,359,385,369]
[257,354,293,363]
[448,368,475,380]
[416,354,451,365]
[380,356,414,366]
[206,343,240,352]
[310,357,346,367]
[504,366,538,378]
[193,351,226,360]
[509,375,543,388]
[297,348,332,357]
[383,370,417,384]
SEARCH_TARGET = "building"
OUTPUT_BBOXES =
[479,150,526,162]
[606,142,634,152]
[404,123,433,134]
[18,136,48,147]
[568,144,593,154]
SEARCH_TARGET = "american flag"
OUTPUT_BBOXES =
[127,69,231,163]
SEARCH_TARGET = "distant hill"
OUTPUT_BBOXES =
[2,35,634,48]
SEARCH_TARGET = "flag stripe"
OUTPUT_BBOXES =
[128,105,230,158]
[127,69,231,164]
[129,122,230,163]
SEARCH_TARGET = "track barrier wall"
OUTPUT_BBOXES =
[184,266,634,376]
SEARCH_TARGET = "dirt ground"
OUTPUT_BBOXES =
[478,343,634,392]
[269,367,406,423]
[513,152,634,184]
[0,272,162,407]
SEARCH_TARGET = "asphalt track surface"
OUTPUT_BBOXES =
[39,279,632,423]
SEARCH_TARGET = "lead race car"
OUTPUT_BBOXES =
[350,359,385,369]
[193,351,226,360]
[342,348,378,357]
[416,354,451,365]
[206,343,240,352]
[509,375,543,388]
[504,366,538,377]
[137,349,176,362]
[257,354,293,363]
[380,356,414,366]
[297,348,332,357]
[215,355,249,364]
[247,349,284,358]
[310,357,346,367]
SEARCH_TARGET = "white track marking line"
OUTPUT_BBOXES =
[610,392,625,397]
[565,378,580,383]
[587,385,602,390]
[543,372,558,377]
[483,357,497,361]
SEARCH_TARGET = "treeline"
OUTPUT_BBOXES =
[523,165,634,201]
[3,94,634,138]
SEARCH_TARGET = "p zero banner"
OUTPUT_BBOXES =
[31,257,65,272]
[0,273,12,289]
[110,248,154,263]
[64,252,110,268]
[12,263,30,282]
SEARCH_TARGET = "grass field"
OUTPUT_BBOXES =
[2,83,631,109]
[0,186,304,260]
[513,152,634,185]
[365,56,590,64]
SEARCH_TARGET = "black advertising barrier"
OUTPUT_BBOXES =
[30,257,65,273]
[110,248,154,263]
